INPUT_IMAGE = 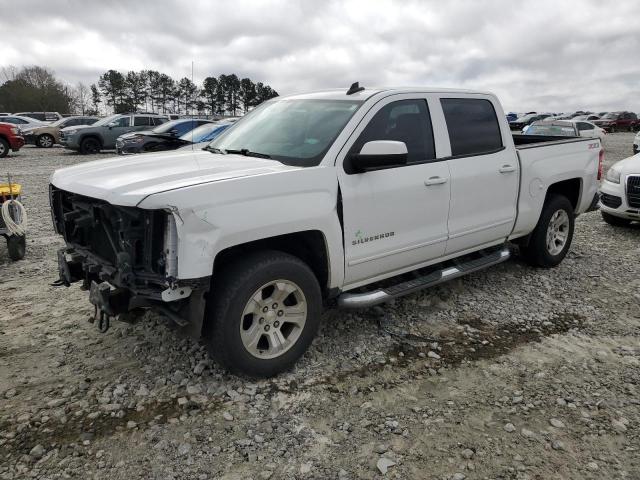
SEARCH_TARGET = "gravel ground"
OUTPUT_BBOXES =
[1,135,639,480]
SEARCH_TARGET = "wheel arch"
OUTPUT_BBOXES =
[79,133,103,147]
[212,230,331,297]
[545,177,582,211]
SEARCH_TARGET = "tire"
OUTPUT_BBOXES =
[205,250,322,378]
[6,235,26,261]
[601,211,632,227]
[521,194,575,268]
[0,138,8,158]
[79,137,101,154]
[37,134,55,148]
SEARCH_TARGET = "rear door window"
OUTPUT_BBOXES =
[350,99,435,164]
[440,98,503,157]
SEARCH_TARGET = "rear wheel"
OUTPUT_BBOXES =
[601,211,632,227]
[80,137,101,154]
[205,250,322,377]
[6,235,26,261]
[37,134,54,148]
[521,194,574,268]
[0,138,9,158]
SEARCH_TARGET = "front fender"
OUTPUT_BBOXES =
[138,166,345,287]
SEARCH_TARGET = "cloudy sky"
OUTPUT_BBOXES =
[3,0,639,113]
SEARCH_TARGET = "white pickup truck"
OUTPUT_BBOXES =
[50,84,602,377]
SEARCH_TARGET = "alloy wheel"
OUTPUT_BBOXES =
[239,279,307,359]
[546,209,570,256]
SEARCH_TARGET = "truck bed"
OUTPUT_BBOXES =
[509,133,601,240]
[512,134,596,148]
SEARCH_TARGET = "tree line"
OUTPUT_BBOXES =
[94,70,277,116]
[0,66,278,116]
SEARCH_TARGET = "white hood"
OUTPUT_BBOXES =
[50,149,298,207]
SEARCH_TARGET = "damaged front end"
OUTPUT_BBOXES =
[50,185,209,336]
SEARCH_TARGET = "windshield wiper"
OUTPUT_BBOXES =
[203,145,225,154]
[224,148,271,159]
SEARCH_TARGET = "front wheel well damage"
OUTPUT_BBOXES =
[211,231,330,296]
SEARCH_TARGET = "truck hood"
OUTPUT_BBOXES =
[50,149,300,207]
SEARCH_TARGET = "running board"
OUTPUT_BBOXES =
[337,247,511,309]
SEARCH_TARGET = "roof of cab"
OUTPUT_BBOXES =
[280,87,493,101]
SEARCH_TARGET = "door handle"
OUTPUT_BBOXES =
[499,165,516,173]
[424,176,448,186]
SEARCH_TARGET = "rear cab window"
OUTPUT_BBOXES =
[440,98,503,157]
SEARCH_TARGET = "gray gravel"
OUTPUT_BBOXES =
[1,135,639,479]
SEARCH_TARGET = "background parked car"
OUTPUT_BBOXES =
[573,114,601,121]
[571,120,606,140]
[115,118,212,154]
[60,113,168,154]
[0,115,46,130]
[15,111,62,122]
[506,112,518,123]
[0,122,25,158]
[593,111,638,132]
[509,113,551,131]
[22,116,99,148]
[181,120,236,143]
[634,131,639,155]
[522,120,579,137]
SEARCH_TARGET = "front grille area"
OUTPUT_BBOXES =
[600,192,622,209]
[50,185,167,288]
[627,176,640,208]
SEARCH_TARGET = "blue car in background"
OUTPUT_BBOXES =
[506,112,518,123]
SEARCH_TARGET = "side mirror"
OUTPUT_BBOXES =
[169,128,178,136]
[349,140,408,173]
[107,122,117,129]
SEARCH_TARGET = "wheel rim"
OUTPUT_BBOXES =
[0,143,5,155]
[39,135,53,147]
[546,209,570,256]
[240,279,307,359]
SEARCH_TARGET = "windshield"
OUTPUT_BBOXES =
[526,125,576,136]
[515,114,534,122]
[207,99,363,166]
[180,123,230,143]
[91,114,121,127]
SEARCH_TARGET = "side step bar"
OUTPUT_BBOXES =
[337,247,511,309]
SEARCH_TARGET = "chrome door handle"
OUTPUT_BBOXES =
[424,176,448,186]
[499,165,516,173]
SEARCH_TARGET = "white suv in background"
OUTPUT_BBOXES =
[599,153,640,226]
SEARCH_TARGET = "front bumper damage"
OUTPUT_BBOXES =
[51,186,209,337]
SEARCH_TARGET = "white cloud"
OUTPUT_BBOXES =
[2,0,639,112]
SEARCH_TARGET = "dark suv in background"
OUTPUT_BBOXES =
[60,113,168,154]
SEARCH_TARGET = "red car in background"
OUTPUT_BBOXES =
[0,122,25,158]
[593,111,638,132]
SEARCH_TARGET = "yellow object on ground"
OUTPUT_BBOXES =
[0,183,22,199]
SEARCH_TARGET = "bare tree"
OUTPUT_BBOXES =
[73,82,90,115]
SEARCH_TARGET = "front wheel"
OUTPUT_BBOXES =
[521,194,575,268]
[37,134,54,148]
[601,211,632,227]
[0,138,9,158]
[205,250,322,377]
[79,137,101,154]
